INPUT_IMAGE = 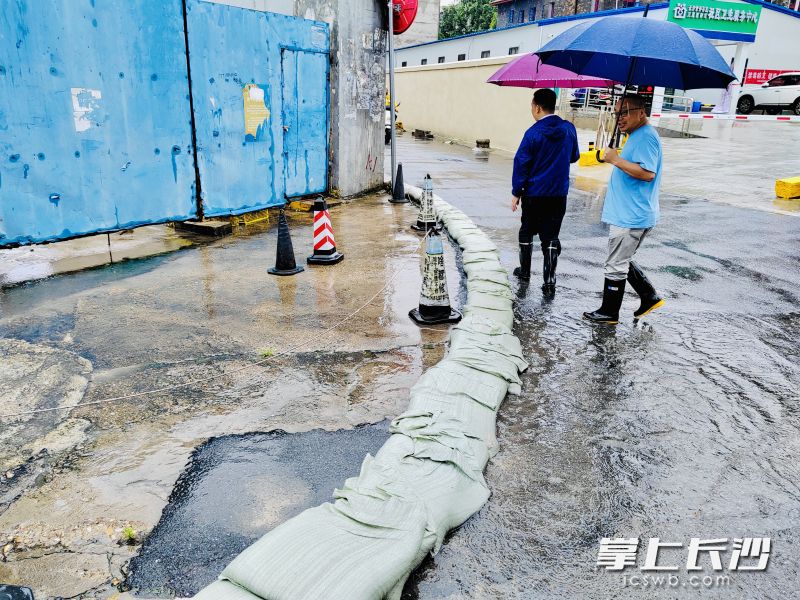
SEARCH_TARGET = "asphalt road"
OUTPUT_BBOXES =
[397,135,800,599]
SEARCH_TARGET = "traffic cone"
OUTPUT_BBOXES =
[268,208,304,276]
[409,231,461,325]
[307,196,344,265]
[411,174,440,232]
[390,163,408,203]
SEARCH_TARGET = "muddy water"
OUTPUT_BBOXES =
[396,136,800,599]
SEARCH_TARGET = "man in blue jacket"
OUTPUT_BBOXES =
[512,88,580,294]
[583,94,665,324]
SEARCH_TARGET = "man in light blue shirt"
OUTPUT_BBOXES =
[583,95,666,324]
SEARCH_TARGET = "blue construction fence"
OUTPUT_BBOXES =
[0,0,330,247]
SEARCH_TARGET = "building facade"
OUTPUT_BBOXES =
[491,0,638,28]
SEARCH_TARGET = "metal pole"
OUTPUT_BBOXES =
[388,0,398,189]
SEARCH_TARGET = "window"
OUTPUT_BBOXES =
[530,6,536,20]
[457,53,466,61]
[546,2,555,17]
[421,58,427,65]
[401,61,407,67]
[767,77,786,87]
[481,50,490,58]
[519,9,525,21]
[509,47,519,55]
[438,56,445,63]
[510,9,515,23]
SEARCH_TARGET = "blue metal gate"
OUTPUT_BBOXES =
[0,0,330,246]
[0,1,198,246]
[185,0,330,216]
[281,48,329,198]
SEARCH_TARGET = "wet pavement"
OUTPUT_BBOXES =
[0,118,798,599]
[393,129,800,599]
[0,194,461,599]
[127,423,389,597]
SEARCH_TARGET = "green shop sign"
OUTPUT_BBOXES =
[668,0,762,37]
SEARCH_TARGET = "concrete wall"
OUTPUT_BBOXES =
[394,56,537,152]
[299,1,386,196]
[396,0,441,47]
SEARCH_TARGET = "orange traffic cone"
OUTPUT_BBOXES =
[307,197,344,265]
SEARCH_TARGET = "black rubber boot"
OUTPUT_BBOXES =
[583,278,626,324]
[513,243,533,281]
[541,239,561,294]
[627,261,664,318]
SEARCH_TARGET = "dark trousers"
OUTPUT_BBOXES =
[519,195,567,251]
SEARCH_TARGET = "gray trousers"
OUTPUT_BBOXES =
[605,225,651,281]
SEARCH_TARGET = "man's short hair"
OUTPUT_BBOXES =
[619,94,646,110]
[533,88,557,113]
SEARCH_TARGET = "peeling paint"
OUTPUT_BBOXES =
[242,83,270,142]
[70,87,102,133]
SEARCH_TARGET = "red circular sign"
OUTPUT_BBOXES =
[393,0,418,35]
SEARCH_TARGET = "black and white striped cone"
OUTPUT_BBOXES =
[411,174,440,232]
[409,232,461,325]
[268,208,304,276]
[307,196,344,265]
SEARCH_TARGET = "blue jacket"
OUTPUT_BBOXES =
[512,115,580,198]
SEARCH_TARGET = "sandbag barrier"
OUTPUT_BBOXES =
[193,190,528,600]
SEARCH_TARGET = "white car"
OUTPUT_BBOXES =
[737,72,800,115]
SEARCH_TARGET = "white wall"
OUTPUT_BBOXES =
[204,0,294,16]
[396,0,441,47]
[395,3,800,105]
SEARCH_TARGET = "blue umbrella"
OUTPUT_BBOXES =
[536,7,735,156]
[535,13,736,90]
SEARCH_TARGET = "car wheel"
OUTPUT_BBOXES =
[793,98,800,116]
[765,107,782,115]
[737,95,754,115]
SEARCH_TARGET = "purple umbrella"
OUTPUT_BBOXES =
[487,53,615,88]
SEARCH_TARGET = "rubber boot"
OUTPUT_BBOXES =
[627,262,665,319]
[541,239,560,294]
[512,243,532,281]
[583,278,626,324]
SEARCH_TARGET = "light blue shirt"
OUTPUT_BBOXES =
[601,124,662,229]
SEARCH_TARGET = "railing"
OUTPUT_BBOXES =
[559,87,695,114]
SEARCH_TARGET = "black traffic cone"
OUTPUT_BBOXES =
[411,174,440,232]
[390,163,408,203]
[268,208,304,276]
[307,196,344,265]
[409,232,461,325]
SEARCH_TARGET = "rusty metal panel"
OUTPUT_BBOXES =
[185,0,329,215]
[0,1,197,247]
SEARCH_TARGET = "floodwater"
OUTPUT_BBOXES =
[395,132,800,599]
